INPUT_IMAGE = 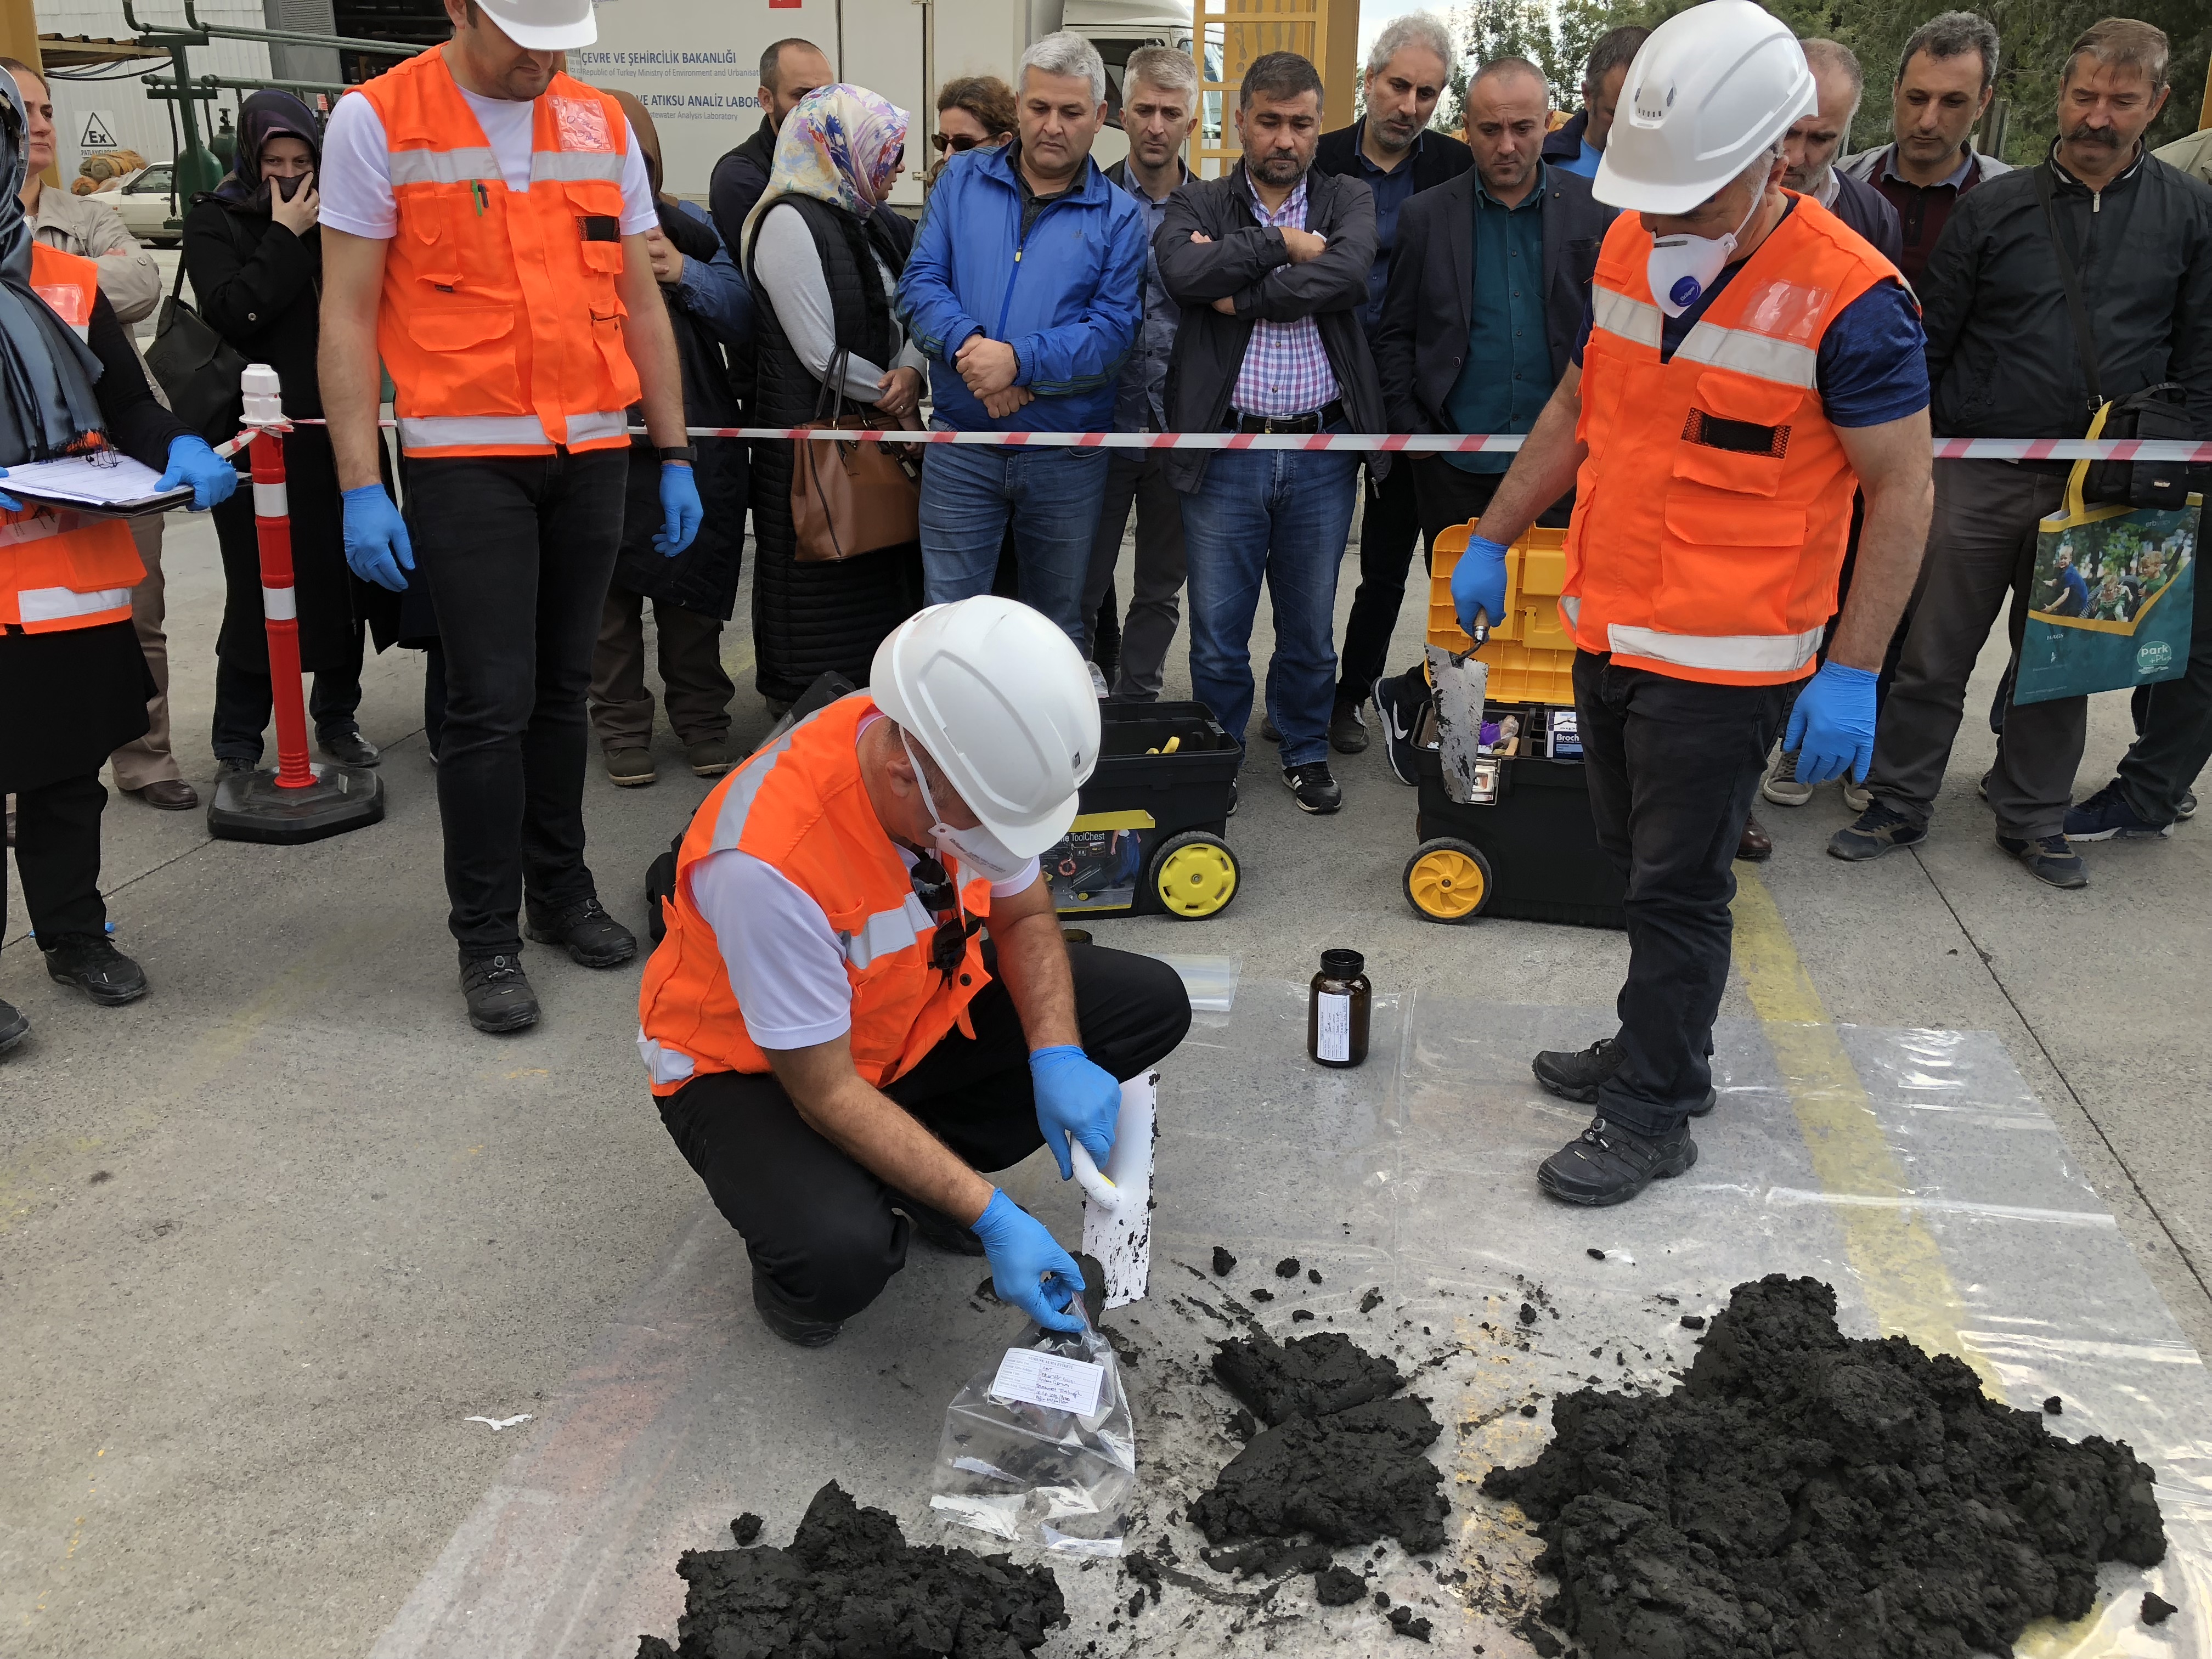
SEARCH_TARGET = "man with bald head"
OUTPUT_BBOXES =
[1784,40,1902,266]
[1366,57,1616,782]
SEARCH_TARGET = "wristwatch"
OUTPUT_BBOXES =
[657,445,698,465]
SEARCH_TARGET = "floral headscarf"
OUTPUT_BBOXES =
[740,84,909,272]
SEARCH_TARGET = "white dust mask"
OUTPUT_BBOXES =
[1647,188,1764,318]
[902,734,1031,884]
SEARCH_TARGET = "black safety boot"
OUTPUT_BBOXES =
[1532,1034,1717,1117]
[42,934,149,1006]
[1538,1116,1700,1206]
[752,1267,842,1348]
[901,1199,985,1256]
[0,998,28,1054]
[460,952,539,1034]
[524,897,637,968]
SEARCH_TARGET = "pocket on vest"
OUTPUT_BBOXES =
[1656,494,1807,636]
[403,304,523,407]
[1670,371,1805,496]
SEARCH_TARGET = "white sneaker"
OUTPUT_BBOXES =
[1842,779,1872,814]
[1762,748,1814,807]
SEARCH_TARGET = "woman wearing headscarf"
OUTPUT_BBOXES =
[183,90,396,777]
[740,84,926,710]
[589,89,754,789]
[0,77,234,1051]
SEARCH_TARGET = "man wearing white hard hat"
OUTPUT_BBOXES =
[1451,1,1934,1205]
[319,0,701,1035]
[637,597,1192,1346]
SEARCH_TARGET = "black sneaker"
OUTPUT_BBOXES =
[216,755,254,778]
[1261,715,1282,743]
[0,999,27,1054]
[1373,671,1426,787]
[42,934,149,1006]
[524,897,637,968]
[1996,832,2088,890]
[901,1198,986,1256]
[460,953,540,1034]
[753,1267,842,1347]
[1827,801,1926,861]
[1538,1116,1700,1207]
[1282,760,1342,814]
[1328,698,1369,755]
[2180,789,2198,822]
[1532,1035,1714,1115]
[1227,777,1238,817]
[2064,779,2172,842]
[318,729,381,767]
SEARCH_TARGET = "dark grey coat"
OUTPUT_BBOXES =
[1154,163,1383,491]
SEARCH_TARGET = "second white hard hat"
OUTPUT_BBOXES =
[472,0,597,52]
[870,597,1102,859]
[1594,0,1816,216]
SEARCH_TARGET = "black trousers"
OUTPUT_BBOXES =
[656,943,1192,1325]
[1575,651,1788,1137]
[4,771,108,945]
[404,450,627,957]
[210,647,366,763]
[1334,459,1424,705]
[2117,544,2212,825]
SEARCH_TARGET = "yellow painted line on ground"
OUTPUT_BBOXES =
[1729,868,1999,1391]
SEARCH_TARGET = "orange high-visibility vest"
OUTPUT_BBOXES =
[1562,195,1901,686]
[354,47,643,459]
[0,245,144,634]
[636,695,997,1097]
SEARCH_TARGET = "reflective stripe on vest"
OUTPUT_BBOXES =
[1590,286,1662,350]
[842,895,937,970]
[1605,622,1825,676]
[396,409,630,454]
[385,146,503,185]
[18,583,133,625]
[636,1032,697,1086]
[529,150,627,184]
[1672,323,1819,390]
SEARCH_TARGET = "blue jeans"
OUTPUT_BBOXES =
[919,435,1110,646]
[1180,442,1360,768]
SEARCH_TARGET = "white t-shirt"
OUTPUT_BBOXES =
[319,86,657,241]
[686,715,1042,1052]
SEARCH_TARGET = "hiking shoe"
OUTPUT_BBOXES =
[605,747,656,787]
[460,953,539,1033]
[1538,1116,1700,1207]
[1997,832,2088,889]
[1737,813,1773,861]
[1841,779,1872,814]
[901,1199,985,1256]
[753,1267,842,1348]
[1373,671,1426,787]
[525,898,637,968]
[0,999,28,1054]
[319,728,381,767]
[1328,698,1369,755]
[685,738,738,778]
[2065,780,2172,841]
[1282,760,1342,814]
[1828,802,1925,861]
[42,934,148,1006]
[1261,715,1282,743]
[1762,748,1813,807]
[1532,1035,1714,1116]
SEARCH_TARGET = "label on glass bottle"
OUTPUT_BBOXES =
[1316,991,1352,1063]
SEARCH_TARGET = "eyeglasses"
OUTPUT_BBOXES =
[911,855,980,982]
[931,131,989,153]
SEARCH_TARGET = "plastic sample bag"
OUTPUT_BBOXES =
[929,1314,1136,1556]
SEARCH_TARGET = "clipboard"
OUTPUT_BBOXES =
[1,452,195,517]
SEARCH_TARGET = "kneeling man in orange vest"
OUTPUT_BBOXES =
[638,597,1192,1345]
[1456,3,1934,1205]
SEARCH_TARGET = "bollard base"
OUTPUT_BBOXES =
[206,761,385,845]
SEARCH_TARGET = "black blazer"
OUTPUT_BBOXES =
[1313,121,1473,192]
[1372,166,1617,435]
[1154,164,1385,492]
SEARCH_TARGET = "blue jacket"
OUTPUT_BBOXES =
[896,144,1148,432]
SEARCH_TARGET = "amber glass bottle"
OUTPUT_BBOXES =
[1308,949,1371,1068]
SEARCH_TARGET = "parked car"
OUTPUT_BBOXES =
[99,165,183,247]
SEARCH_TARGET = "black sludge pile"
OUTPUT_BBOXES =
[1192,1329,1450,1562]
[1484,1276,2166,1659]
[636,1482,1066,1659]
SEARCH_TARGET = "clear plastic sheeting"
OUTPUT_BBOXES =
[930,1317,1136,1555]
[368,984,2212,1659]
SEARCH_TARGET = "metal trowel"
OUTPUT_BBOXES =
[1424,607,1492,805]
[1070,1070,1157,1308]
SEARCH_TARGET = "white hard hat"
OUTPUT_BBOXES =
[472,0,597,52]
[1594,0,1815,216]
[870,597,1102,859]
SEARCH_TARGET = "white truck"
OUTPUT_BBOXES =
[574,0,1197,210]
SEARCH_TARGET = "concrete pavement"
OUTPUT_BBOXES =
[2,509,2207,1656]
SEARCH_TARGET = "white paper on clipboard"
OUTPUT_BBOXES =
[2,453,191,516]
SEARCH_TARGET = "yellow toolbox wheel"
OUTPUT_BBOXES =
[1150,831,1239,919]
[1404,838,1492,923]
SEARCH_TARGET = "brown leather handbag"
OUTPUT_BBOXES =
[792,349,922,562]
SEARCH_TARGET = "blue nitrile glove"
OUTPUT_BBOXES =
[972,1189,1086,1335]
[341,484,415,593]
[156,435,238,511]
[1029,1043,1120,1181]
[1451,534,1510,638]
[0,469,18,512]
[1785,660,1879,785]
[656,461,702,556]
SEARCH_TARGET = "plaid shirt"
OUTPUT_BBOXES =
[1230,172,1341,419]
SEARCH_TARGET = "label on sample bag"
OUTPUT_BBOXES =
[1316,992,1352,1063]
[990,1347,1107,1417]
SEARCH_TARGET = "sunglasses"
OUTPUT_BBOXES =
[911,855,981,982]
[930,131,990,153]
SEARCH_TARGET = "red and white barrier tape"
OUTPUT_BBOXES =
[221,421,2212,462]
